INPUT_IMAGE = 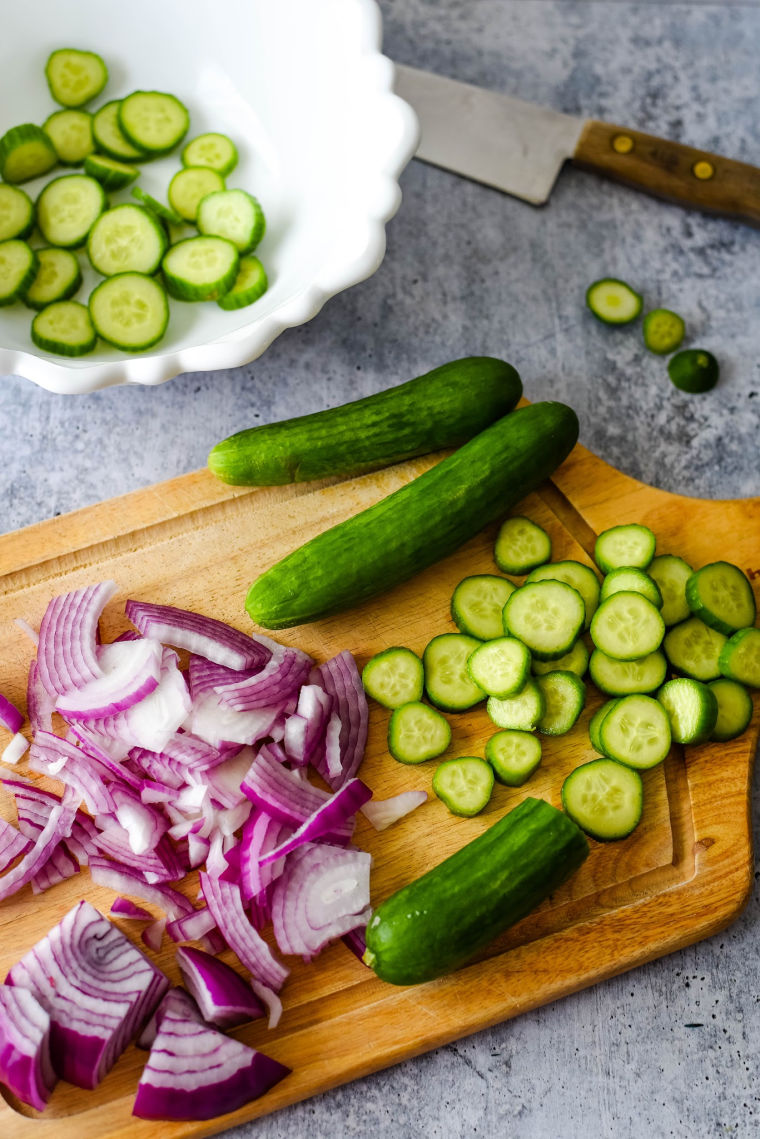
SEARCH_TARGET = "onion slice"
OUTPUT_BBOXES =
[311,652,368,788]
[111,897,153,920]
[200,873,289,992]
[0,692,23,734]
[361,789,428,831]
[55,638,162,719]
[0,816,31,870]
[125,599,271,672]
[0,804,74,902]
[37,581,117,697]
[258,778,371,865]
[2,732,29,766]
[214,646,312,712]
[175,946,264,1029]
[271,844,372,958]
[0,985,57,1111]
[89,857,194,921]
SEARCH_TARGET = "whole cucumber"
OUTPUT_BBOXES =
[246,401,579,629]
[363,797,589,985]
[207,356,522,485]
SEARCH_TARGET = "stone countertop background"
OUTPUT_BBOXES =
[2,0,760,1135]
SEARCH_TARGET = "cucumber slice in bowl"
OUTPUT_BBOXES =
[217,256,268,311]
[43,110,95,165]
[89,272,169,352]
[83,154,139,191]
[0,124,58,184]
[562,758,643,841]
[118,91,190,156]
[92,101,148,162]
[88,204,167,276]
[598,693,671,770]
[168,167,226,223]
[37,174,105,248]
[0,185,35,241]
[23,248,82,310]
[657,677,718,745]
[162,236,239,302]
[197,189,266,253]
[45,48,108,108]
[685,561,756,636]
[31,300,96,357]
[182,132,238,176]
[0,240,38,305]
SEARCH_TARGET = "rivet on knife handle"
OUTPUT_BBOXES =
[572,121,760,226]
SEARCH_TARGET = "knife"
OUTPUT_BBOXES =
[394,63,760,225]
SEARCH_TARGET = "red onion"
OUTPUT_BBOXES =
[0,804,74,901]
[28,731,115,815]
[361,789,428,830]
[37,582,117,697]
[91,647,191,754]
[88,856,194,921]
[241,744,348,830]
[175,946,264,1028]
[0,816,31,870]
[55,638,162,719]
[214,646,312,711]
[0,985,57,1111]
[165,906,218,944]
[111,897,153,920]
[259,778,372,864]
[200,872,288,992]
[271,844,372,958]
[125,599,271,671]
[311,651,368,788]
[237,812,291,902]
[31,843,80,895]
[1,732,29,766]
[27,660,55,733]
[142,918,166,952]
[0,692,23,734]
[189,690,282,749]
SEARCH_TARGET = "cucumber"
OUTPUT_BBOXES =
[588,698,620,754]
[532,638,589,678]
[131,187,184,226]
[718,628,760,688]
[43,110,95,165]
[31,300,96,357]
[118,91,190,155]
[83,154,139,191]
[37,174,105,248]
[88,204,167,277]
[0,241,38,306]
[589,648,667,696]
[45,48,108,108]
[600,567,662,609]
[664,617,727,681]
[466,636,530,699]
[487,679,545,731]
[586,278,642,325]
[451,574,516,641]
[562,759,643,841]
[0,185,34,242]
[362,647,424,709]
[525,560,601,630]
[92,101,148,162]
[168,167,226,222]
[668,349,719,393]
[0,124,58,184]
[162,236,239,302]
[197,188,265,252]
[363,797,589,985]
[657,678,718,745]
[708,679,753,742]
[685,562,756,636]
[424,633,484,712]
[484,730,542,786]
[647,554,693,626]
[589,592,665,661]
[245,402,579,629]
[432,757,494,817]
[23,248,82,311]
[182,132,238,176]
[493,515,551,574]
[210,357,522,486]
[598,693,671,769]
[642,308,685,355]
[535,671,586,735]
[595,524,656,574]
[503,580,585,660]
[217,255,268,311]
[89,272,169,352]
[388,702,451,764]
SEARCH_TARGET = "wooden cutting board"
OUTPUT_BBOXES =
[0,440,758,1139]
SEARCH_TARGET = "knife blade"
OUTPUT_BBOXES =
[394,63,760,225]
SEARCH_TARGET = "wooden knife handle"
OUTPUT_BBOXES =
[573,120,760,226]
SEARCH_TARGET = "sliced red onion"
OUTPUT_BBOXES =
[111,897,153,920]
[28,731,114,815]
[93,824,184,882]
[237,813,291,902]
[158,730,229,771]
[141,780,177,805]
[205,831,230,879]
[65,811,100,865]
[271,844,372,958]
[241,745,342,828]
[66,723,138,781]
[130,748,186,790]
[311,651,368,788]
[31,843,80,894]
[55,638,162,719]
[287,684,332,767]
[341,925,369,962]
[361,789,428,831]
[192,746,254,809]
[165,907,218,944]
[323,712,343,782]
[214,646,312,712]
[91,647,191,754]
[249,888,273,931]
[6,900,168,1089]
[186,654,261,701]
[175,946,264,1029]
[142,918,166,953]
[0,985,56,1111]
[187,832,211,869]
[0,816,31,870]
[249,978,282,1029]
[200,872,288,992]
[27,660,54,733]
[109,785,169,855]
[259,779,371,865]
[2,732,29,766]
[0,692,23,734]
[0,804,74,901]
[125,599,272,672]
[188,690,282,749]
[88,856,194,921]
[37,581,117,697]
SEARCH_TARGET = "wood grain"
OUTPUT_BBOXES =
[0,443,757,1139]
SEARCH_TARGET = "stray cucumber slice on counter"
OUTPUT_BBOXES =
[718,628,760,688]
[182,132,238,176]
[503,580,585,660]
[31,300,96,356]
[708,678,753,741]
[535,670,586,735]
[493,515,551,574]
[131,187,183,226]
[88,204,167,276]
[217,255,268,311]
[589,648,667,696]
[0,241,38,305]
[586,278,643,325]
[668,348,719,393]
[0,123,58,184]
[657,677,718,745]
[89,272,169,351]
[648,554,693,626]
[466,636,531,699]
[362,647,424,709]
[43,109,94,165]
[433,756,494,817]
[37,174,105,248]
[532,638,589,678]
[484,730,542,786]
[388,701,451,764]
[590,592,665,661]
[0,185,34,242]
[118,91,190,155]
[168,167,226,222]
[45,48,108,107]
[562,758,643,841]
[600,567,662,609]
[487,679,545,731]
[642,308,685,355]
[197,188,266,253]
[588,698,620,754]
[685,561,756,636]
[664,617,726,681]
[92,101,147,161]
[23,248,82,310]
[526,560,600,630]
[598,693,671,769]
[83,153,139,190]
[162,236,239,302]
[595,523,656,574]
[423,633,485,712]
[450,574,515,641]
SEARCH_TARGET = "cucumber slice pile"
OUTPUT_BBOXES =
[493,516,551,574]
[31,300,96,357]
[388,702,451,765]
[43,109,95,165]
[362,647,424,710]
[562,759,643,841]
[0,185,34,242]
[23,248,82,310]
[450,574,515,641]
[432,757,494,817]
[485,730,542,786]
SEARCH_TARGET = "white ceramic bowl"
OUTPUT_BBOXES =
[0,0,418,394]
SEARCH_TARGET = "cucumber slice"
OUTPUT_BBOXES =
[92,101,148,161]
[388,701,451,765]
[87,204,167,276]
[89,272,169,351]
[657,677,718,745]
[562,758,643,841]
[600,567,662,609]
[589,648,667,696]
[685,561,756,636]
[162,236,239,302]
[466,637,530,699]
[43,110,94,165]
[598,694,671,769]
[433,757,494,817]
[503,580,585,661]
[525,560,601,630]
[590,592,665,661]
[493,515,551,574]
[45,48,108,108]
[708,678,753,742]
[718,628,760,688]
[487,679,545,731]
[197,189,265,253]
[37,174,105,248]
[0,241,38,306]
[642,308,685,355]
[586,278,642,325]
[23,248,82,310]
[595,523,656,573]
[532,638,589,678]
[648,554,693,626]
[168,167,226,223]
[83,153,139,191]
[668,349,719,393]
[450,574,515,641]
[423,633,485,712]
[31,300,96,356]
[130,187,183,226]
[484,730,542,786]
[0,124,58,184]
[119,91,190,155]
[362,647,424,709]
[588,698,620,754]
[217,255,268,311]
[0,185,34,242]
[535,671,586,736]
[182,132,238,177]
[664,617,727,681]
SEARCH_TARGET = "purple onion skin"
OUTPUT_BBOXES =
[176,947,264,1029]
[133,1050,291,1121]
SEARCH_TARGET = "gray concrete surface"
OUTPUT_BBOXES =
[2,2,760,1136]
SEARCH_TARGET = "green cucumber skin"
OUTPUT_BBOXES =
[363,797,589,985]
[246,401,579,629]
[209,357,522,485]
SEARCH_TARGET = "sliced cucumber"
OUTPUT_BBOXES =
[525,560,600,630]
[92,101,147,161]
[685,561,756,636]
[586,278,642,325]
[590,592,665,661]
[0,185,34,242]
[657,678,718,745]
[588,698,620,754]
[708,679,754,742]
[162,236,239,302]
[589,648,667,696]
[719,628,760,688]
[0,241,38,306]
[648,554,693,626]
[642,308,685,355]
[37,174,105,248]
[484,730,542,786]
[217,255,268,311]
[423,633,485,712]
[535,671,586,736]
[532,638,589,678]
[503,580,585,660]
[182,132,238,176]
[45,48,108,108]
[600,567,662,609]
[83,153,139,191]
[0,124,58,184]
[43,109,94,165]
[433,756,494,817]
[23,248,82,311]
[450,574,515,641]
[388,701,451,764]
[168,167,225,223]
[89,272,169,351]
[130,187,183,226]
[362,647,424,709]
[119,91,190,155]
[598,694,671,770]
[668,349,719,394]
[493,515,551,574]
[31,300,96,356]
[87,204,167,276]
[197,189,265,253]
[595,524,656,574]
[466,637,531,699]
[487,679,545,731]
[664,617,727,681]
[562,758,643,841]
